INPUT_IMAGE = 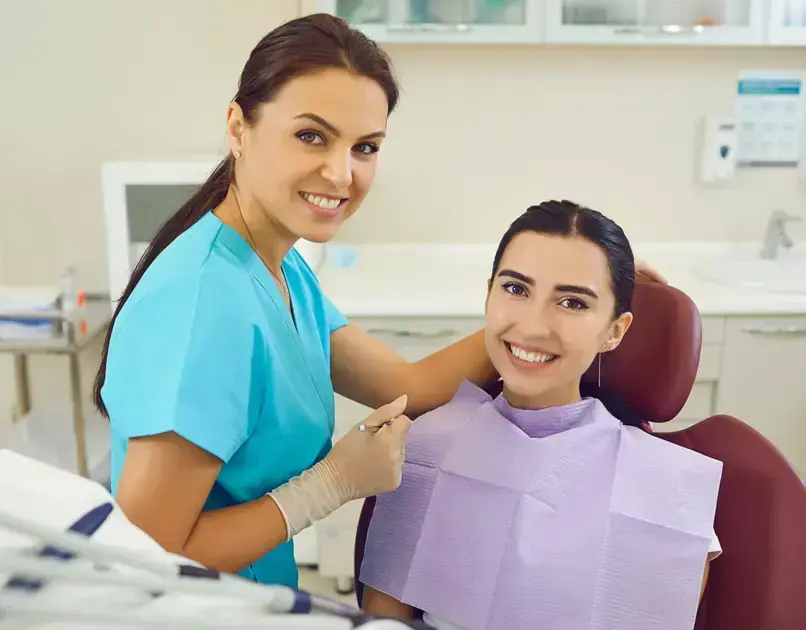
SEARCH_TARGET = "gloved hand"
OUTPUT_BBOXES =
[268,395,412,540]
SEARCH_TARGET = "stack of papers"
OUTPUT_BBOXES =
[0,286,59,340]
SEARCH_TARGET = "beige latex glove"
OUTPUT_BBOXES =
[268,395,412,540]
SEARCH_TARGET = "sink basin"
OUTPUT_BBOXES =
[696,258,806,295]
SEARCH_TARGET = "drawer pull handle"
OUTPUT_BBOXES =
[387,23,472,34]
[742,326,806,335]
[367,328,458,340]
[614,25,705,36]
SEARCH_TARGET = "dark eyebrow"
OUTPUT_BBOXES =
[555,284,599,300]
[497,269,599,300]
[498,269,533,285]
[294,112,386,141]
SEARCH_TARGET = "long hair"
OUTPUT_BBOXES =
[93,14,400,416]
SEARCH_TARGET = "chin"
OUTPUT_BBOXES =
[505,379,552,402]
[295,220,344,244]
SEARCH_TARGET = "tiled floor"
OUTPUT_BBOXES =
[298,566,358,606]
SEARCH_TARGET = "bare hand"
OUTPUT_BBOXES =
[635,259,667,284]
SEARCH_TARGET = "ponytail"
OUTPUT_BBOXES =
[93,156,233,417]
[93,12,402,417]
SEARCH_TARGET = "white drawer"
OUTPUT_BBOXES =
[696,344,722,381]
[651,382,714,433]
[702,316,725,344]
[355,316,484,338]
[354,317,483,362]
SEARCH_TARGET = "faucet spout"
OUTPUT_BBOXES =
[760,210,802,260]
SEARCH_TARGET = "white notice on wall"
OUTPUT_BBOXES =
[735,71,805,166]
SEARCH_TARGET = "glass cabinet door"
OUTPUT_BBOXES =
[545,0,764,44]
[768,0,806,45]
[320,0,544,43]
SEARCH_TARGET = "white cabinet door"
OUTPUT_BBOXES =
[316,0,545,44]
[545,0,765,44]
[767,0,806,44]
[715,316,806,476]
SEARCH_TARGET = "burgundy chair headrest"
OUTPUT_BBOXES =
[581,281,702,423]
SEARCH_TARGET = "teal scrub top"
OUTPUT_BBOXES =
[102,212,348,588]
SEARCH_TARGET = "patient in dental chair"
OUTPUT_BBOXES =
[360,200,722,630]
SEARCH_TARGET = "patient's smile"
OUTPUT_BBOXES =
[506,342,558,365]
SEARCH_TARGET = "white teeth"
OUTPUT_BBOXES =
[509,344,555,364]
[302,192,342,210]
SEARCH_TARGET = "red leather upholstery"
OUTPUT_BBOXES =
[352,281,806,629]
[580,280,702,423]
[661,416,806,630]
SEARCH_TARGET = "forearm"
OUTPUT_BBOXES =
[181,495,287,574]
[405,328,497,415]
[362,585,414,620]
[331,324,497,417]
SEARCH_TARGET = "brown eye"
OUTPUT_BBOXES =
[503,282,527,297]
[560,297,588,310]
[354,143,379,156]
[297,130,324,145]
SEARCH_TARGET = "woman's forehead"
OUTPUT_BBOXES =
[499,232,612,289]
[265,68,389,136]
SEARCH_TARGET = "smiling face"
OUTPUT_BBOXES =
[226,67,390,243]
[485,231,633,410]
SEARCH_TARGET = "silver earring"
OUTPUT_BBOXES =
[233,150,242,159]
[598,353,602,388]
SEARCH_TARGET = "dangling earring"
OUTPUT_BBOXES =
[597,353,602,387]
[598,341,613,387]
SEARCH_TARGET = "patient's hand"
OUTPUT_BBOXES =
[362,585,414,621]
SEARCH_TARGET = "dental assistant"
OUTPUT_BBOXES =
[94,14,665,590]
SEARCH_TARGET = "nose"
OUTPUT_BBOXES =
[518,305,553,340]
[321,147,353,190]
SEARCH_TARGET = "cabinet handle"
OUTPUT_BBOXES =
[741,325,806,335]
[387,23,472,34]
[367,328,459,340]
[614,25,705,36]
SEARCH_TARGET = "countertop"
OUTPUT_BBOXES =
[316,242,806,318]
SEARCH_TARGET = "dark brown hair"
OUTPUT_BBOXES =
[491,199,635,317]
[93,14,399,416]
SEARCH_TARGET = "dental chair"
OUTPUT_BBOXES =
[352,280,806,630]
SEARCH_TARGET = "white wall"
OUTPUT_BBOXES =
[341,44,806,244]
[0,0,299,424]
[0,1,804,423]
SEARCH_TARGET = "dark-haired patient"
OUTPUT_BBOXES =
[360,201,722,630]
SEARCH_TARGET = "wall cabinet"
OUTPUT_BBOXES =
[767,0,806,44]
[315,0,545,44]
[312,0,804,45]
[544,0,766,45]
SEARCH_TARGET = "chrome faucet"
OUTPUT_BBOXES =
[760,210,802,260]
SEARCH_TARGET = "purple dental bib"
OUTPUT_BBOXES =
[361,381,722,630]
